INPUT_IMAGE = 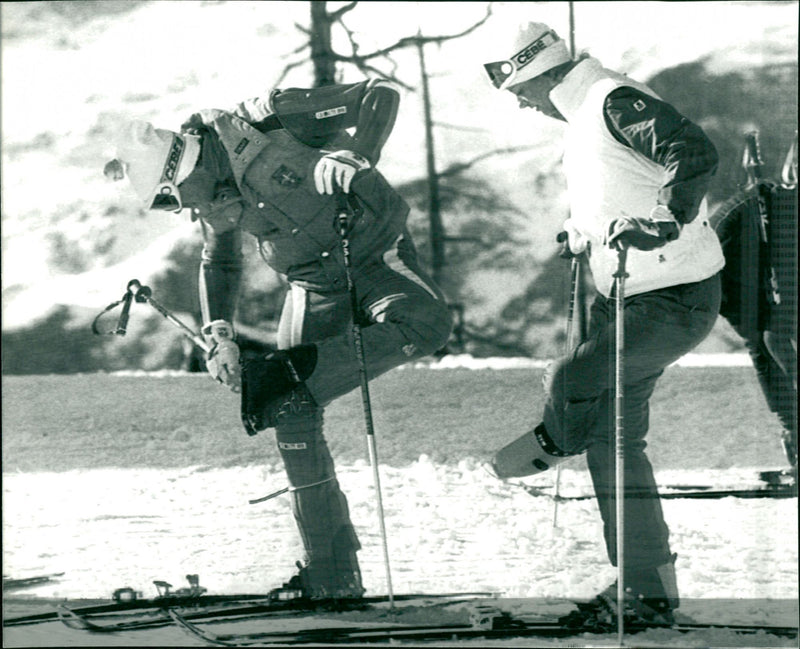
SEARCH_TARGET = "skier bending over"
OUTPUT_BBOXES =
[105,79,452,599]
[483,23,724,627]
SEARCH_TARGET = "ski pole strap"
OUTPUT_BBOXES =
[91,291,134,336]
[248,477,335,505]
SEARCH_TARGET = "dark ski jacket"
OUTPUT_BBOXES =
[178,80,408,323]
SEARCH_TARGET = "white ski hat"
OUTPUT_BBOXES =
[107,121,200,212]
[484,22,572,91]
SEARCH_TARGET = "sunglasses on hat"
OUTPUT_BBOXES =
[149,134,186,212]
[483,60,518,90]
[484,30,560,90]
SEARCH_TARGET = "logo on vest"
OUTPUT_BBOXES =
[315,106,347,119]
[633,99,647,112]
[234,138,250,154]
[272,165,303,187]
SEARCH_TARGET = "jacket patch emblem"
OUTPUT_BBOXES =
[278,442,307,450]
[272,165,302,187]
[234,138,250,154]
[315,106,347,119]
[633,99,647,112]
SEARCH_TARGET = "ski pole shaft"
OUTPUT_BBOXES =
[553,257,581,528]
[743,131,781,305]
[127,280,211,354]
[613,245,628,646]
[335,198,395,608]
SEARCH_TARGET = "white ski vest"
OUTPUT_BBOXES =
[550,58,724,297]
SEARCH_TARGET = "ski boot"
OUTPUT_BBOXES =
[281,559,365,601]
[559,557,679,631]
[760,425,797,489]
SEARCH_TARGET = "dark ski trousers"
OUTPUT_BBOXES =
[542,273,721,575]
[274,232,451,571]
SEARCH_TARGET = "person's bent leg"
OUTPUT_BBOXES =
[307,233,453,405]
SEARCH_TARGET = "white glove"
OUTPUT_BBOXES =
[557,218,590,257]
[313,150,371,195]
[203,320,241,392]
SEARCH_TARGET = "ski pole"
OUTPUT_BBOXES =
[129,280,212,354]
[92,279,211,354]
[334,193,395,608]
[743,131,781,306]
[553,256,581,528]
[91,279,135,336]
[613,244,629,646]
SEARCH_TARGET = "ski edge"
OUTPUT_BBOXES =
[504,481,797,500]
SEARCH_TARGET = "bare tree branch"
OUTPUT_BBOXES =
[328,0,358,22]
[273,58,309,87]
[336,4,492,62]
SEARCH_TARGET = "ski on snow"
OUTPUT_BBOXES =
[6,589,492,631]
[7,583,796,645]
[166,606,798,646]
[503,469,797,501]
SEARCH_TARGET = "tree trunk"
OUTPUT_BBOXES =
[309,1,337,87]
[416,37,446,288]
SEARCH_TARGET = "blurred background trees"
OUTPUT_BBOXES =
[1,0,796,373]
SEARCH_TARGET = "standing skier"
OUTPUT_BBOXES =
[105,79,452,599]
[484,23,724,626]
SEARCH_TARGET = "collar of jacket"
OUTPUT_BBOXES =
[548,56,606,123]
[195,109,271,190]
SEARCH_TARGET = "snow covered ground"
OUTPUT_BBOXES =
[3,459,797,603]
[3,446,796,598]
[3,461,797,647]
[3,369,798,646]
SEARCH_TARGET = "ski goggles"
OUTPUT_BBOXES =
[483,30,561,91]
[149,134,186,212]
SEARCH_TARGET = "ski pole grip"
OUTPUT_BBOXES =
[115,291,134,336]
[114,279,144,336]
[134,284,153,303]
[127,279,143,296]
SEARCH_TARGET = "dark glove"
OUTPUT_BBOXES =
[605,207,680,251]
[556,231,574,259]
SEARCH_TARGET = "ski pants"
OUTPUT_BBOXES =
[542,273,721,574]
[273,232,452,567]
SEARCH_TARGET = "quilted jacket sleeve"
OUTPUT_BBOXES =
[604,86,719,224]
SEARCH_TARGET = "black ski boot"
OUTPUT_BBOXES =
[239,344,318,435]
[559,556,679,630]
[282,559,365,601]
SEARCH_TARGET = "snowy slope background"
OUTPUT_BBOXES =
[1,1,798,367]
